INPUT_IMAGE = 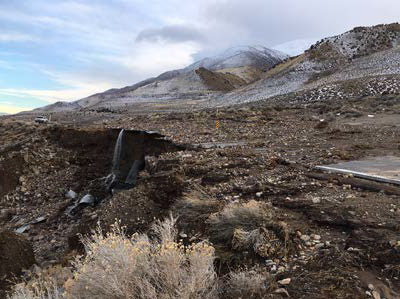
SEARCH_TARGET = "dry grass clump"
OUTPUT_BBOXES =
[208,201,295,259]
[207,200,273,245]
[222,269,274,299]
[9,216,218,299]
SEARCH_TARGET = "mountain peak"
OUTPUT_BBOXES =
[184,45,289,72]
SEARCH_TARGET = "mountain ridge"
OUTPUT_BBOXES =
[32,23,400,113]
[33,46,289,112]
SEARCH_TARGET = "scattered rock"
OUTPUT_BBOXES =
[312,234,321,241]
[278,278,291,285]
[368,284,375,290]
[300,235,311,242]
[66,189,77,199]
[15,224,31,234]
[372,290,381,299]
[312,197,321,204]
[275,288,290,297]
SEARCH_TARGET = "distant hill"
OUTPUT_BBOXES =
[0,112,8,116]
[33,101,81,113]
[35,46,289,112]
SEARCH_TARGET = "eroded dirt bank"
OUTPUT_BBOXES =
[1,95,400,298]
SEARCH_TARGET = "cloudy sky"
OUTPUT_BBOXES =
[0,0,399,113]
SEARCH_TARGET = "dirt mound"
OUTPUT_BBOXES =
[0,230,36,296]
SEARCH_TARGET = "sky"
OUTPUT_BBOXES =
[0,0,399,114]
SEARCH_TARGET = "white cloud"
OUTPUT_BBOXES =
[0,84,111,103]
[0,32,38,42]
[0,103,33,114]
[117,41,201,75]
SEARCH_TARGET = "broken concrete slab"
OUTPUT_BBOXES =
[316,156,400,185]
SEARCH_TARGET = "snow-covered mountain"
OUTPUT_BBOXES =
[35,46,289,112]
[34,23,400,114]
[183,46,288,71]
[148,46,289,86]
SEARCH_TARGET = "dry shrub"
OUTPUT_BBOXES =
[10,281,63,299]
[222,269,274,299]
[65,216,217,299]
[207,200,273,245]
[208,201,295,259]
[9,216,217,299]
[8,265,72,299]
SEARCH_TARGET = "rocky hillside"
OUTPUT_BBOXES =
[35,46,288,112]
[33,23,400,113]
[218,23,400,106]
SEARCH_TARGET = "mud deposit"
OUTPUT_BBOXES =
[2,95,400,298]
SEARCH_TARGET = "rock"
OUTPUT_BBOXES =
[312,197,321,204]
[32,216,46,224]
[368,284,374,290]
[265,259,274,266]
[278,278,291,285]
[312,234,321,240]
[278,266,286,273]
[15,224,31,234]
[256,192,263,197]
[66,189,77,199]
[315,243,325,250]
[300,235,311,242]
[372,290,381,299]
[79,194,96,206]
[0,230,36,296]
[275,288,290,297]
[176,233,186,240]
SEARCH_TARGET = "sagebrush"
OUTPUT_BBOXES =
[9,216,218,299]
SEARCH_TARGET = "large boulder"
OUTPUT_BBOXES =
[0,230,36,296]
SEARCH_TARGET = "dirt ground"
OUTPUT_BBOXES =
[1,94,400,298]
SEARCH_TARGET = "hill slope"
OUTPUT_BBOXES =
[35,46,288,112]
[217,23,400,106]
